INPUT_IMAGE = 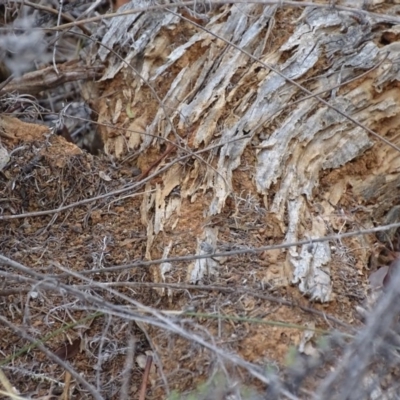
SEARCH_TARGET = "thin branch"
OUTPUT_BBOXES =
[40,220,400,275]
[72,281,355,331]
[0,219,398,294]
[138,355,152,400]
[51,0,64,75]
[0,272,353,331]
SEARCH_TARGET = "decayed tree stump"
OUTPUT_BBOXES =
[90,1,400,304]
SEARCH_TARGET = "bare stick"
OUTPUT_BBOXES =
[0,62,102,95]
[138,355,152,400]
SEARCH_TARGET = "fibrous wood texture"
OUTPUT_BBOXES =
[91,1,400,303]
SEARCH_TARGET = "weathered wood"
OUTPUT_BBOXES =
[93,1,400,302]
